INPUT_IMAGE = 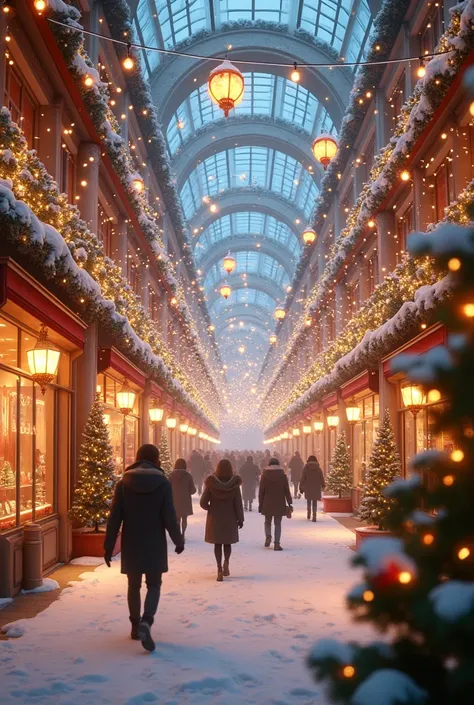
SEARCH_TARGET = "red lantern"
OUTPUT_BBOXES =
[312,134,338,169]
[208,60,245,117]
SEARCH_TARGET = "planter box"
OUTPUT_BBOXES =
[71,529,121,559]
[355,526,391,550]
[322,496,353,515]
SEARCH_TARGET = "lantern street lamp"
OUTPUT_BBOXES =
[312,134,338,169]
[222,253,237,275]
[166,418,177,430]
[313,420,324,433]
[116,379,136,416]
[27,324,60,394]
[302,228,317,245]
[345,401,361,481]
[131,175,145,193]
[327,415,339,429]
[274,307,286,321]
[149,399,164,423]
[292,428,300,436]
[166,417,177,460]
[402,383,426,460]
[208,60,245,117]
[180,422,189,434]
[303,423,312,459]
[220,284,232,300]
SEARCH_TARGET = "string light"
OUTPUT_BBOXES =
[362,590,374,602]
[451,449,464,462]
[342,666,355,678]
[84,75,95,87]
[123,44,135,71]
[443,475,455,486]
[290,62,301,83]
[34,0,47,11]
[448,257,461,271]
[422,533,434,546]
[398,571,412,584]
[458,547,470,561]
[400,169,410,182]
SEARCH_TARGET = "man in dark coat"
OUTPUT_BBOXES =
[104,444,184,652]
[188,449,206,494]
[300,455,326,521]
[288,451,305,499]
[258,458,293,551]
[239,455,260,511]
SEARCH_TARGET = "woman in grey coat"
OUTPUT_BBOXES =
[200,459,244,582]
[299,455,326,522]
[169,458,196,540]
[258,457,293,551]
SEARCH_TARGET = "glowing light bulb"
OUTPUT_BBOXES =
[443,474,455,486]
[290,62,300,83]
[367,219,375,228]
[84,75,94,87]
[362,590,374,602]
[34,0,47,11]
[427,389,441,403]
[451,449,464,463]
[342,666,355,678]
[458,547,470,561]
[448,258,461,271]
[123,55,135,70]
[422,534,434,546]
[400,170,410,182]
[417,64,426,78]
[463,303,474,318]
[398,571,412,584]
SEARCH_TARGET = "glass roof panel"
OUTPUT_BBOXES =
[180,147,319,219]
[156,0,207,48]
[194,212,301,261]
[219,0,290,23]
[210,287,277,317]
[166,74,336,155]
[203,252,290,290]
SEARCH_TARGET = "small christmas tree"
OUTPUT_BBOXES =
[308,221,474,705]
[0,460,15,488]
[159,427,172,476]
[358,411,401,529]
[326,433,352,498]
[70,393,116,532]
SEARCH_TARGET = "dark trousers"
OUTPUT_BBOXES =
[265,515,282,543]
[293,482,299,498]
[244,499,253,511]
[307,499,317,516]
[127,572,162,625]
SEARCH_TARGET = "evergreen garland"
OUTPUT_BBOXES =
[70,394,116,532]
[358,411,401,530]
[325,433,352,498]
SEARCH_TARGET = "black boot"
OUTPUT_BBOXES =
[307,510,311,521]
[223,560,230,577]
[274,543,283,551]
[217,567,224,582]
[130,618,140,640]
[265,536,272,548]
[138,616,155,652]
[312,515,317,522]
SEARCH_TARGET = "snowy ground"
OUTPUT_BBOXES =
[0,500,368,705]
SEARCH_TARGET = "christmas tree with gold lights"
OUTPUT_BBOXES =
[308,221,474,705]
[358,411,401,530]
[70,393,116,532]
[325,433,352,498]
[159,427,172,477]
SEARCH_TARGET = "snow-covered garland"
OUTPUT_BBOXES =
[262,0,474,407]
[0,108,219,430]
[46,0,222,386]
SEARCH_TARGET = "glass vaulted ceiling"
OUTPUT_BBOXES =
[134,0,374,81]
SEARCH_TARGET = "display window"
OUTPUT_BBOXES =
[97,373,140,477]
[351,394,380,485]
[402,399,459,475]
[0,314,71,531]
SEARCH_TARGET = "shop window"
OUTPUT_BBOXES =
[0,319,18,368]
[396,202,414,262]
[4,64,36,146]
[100,373,140,476]
[435,159,454,221]
[60,144,76,203]
[352,394,380,485]
[368,253,379,294]
[98,203,112,256]
[419,4,444,57]
[389,72,405,132]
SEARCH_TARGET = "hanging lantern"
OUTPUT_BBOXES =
[220,284,232,300]
[222,253,237,275]
[132,175,145,193]
[346,401,361,424]
[166,417,177,430]
[208,60,245,117]
[327,415,339,429]
[292,428,300,437]
[312,134,338,169]
[180,422,189,433]
[313,420,324,433]
[274,307,286,321]
[116,379,136,416]
[401,384,426,416]
[190,427,198,436]
[269,334,278,345]
[27,324,60,394]
[149,399,164,423]
[302,228,317,245]
[303,424,312,435]
[281,431,289,440]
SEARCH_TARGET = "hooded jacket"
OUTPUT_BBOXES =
[104,461,182,574]
[169,467,196,518]
[200,474,244,545]
[258,465,293,517]
[239,460,260,501]
[299,461,326,501]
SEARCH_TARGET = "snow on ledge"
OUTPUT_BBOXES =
[21,578,60,595]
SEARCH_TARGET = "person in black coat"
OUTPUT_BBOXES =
[288,451,304,499]
[239,456,260,511]
[299,455,326,522]
[104,444,184,652]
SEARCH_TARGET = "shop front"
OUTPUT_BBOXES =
[0,259,85,597]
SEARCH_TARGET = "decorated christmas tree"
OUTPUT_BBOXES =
[308,222,474,705]
[325,433,352,498]
[358,411,401,530]
[159,427,172,476]
[0,460,15,488]
[70,393,116,532]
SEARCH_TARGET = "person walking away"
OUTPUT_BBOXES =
[104,444,184,652]
[169,458,196,540]
[200,459,244,581]
[300,455,326,521]
[260,449,271,472]
[288,451,304,499]
[188,449,206,495]
[239,455,260,511]
[203,452,213,478]
[259,457,293,551]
